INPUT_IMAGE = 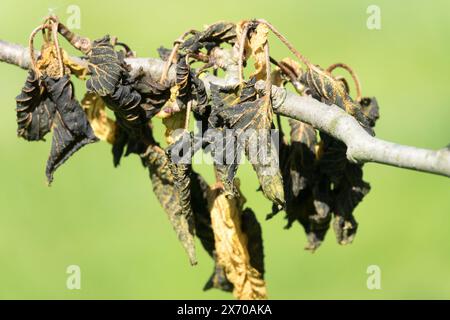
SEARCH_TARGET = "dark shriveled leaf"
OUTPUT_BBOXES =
[166,131,195,219]
[145,145,197,266]
[203,252,234,292]
[16,70,55,141]
[86,35,123,96]
[210,79,285,207]
[86,36,168,165]
[301,67,374,135]
[241,208,265,277]
[359,96,380,128]
[43,75,98,184]
[273,119,332,251]
[180,22,237,53]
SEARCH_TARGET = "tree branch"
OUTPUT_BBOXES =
[1,39,449,177]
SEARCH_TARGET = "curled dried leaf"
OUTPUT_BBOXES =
[145,144,197,266]
[86,35,123,96]
[273,118,332,251]
[15,70,55,141]
[248,23,269,80]
[35,42,69,77]
[43,75,98,184]
[207,185,267,300]
[210,79,285,207]
[301,66,374,135]
[180,22,237,53]
[81,92,116,143]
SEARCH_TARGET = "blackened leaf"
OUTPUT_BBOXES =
[359,96,380,128]
[203,252,234,292]
[175,56,191,109]
[103,83,144,133]
[145,144,197,266]
[135,76,171,118]
[16,70,56,141]
[318,132,371,245]
[111,124,129,167]
[180,22,236,53]
[191,74,209,116]
[274,119,332,251]
[241,208,265,277]
[166,131,195,219]
[207,83,241,196]
[332,164,370,245]
[157,46,173,61]
[288,119,316,197]
[211,79,285,207]
[174,56,209,115]
[301,66,374,135]
[86,35,157,166]
[43,75,98,184]
[86,35,123,96]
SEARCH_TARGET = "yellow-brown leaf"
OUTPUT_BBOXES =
[81,92,116,144]
[207,183,267,300]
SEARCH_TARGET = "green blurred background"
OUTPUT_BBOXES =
[0,0,449,299]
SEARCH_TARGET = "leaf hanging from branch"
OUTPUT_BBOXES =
[145,144,197,266]
[16,70,56,141]
[165,131,198,265]
[301,66,374,135]
[43,75,98,184]
[207,183,267,300]
[210,78,285,208]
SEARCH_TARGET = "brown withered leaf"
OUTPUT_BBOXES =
[248,23,269,81]
[35,42,69,77]
[43,75,98,184]
[81,92,116,144]
[207,184,267,300]
[62,51,89,80]
[145,144,197,266]
[16,70,56,141]
[210,79,285,208]
[301,66,374,135]
[162,109,186,145]
[189,169,234,292]
[86,35,123,96]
